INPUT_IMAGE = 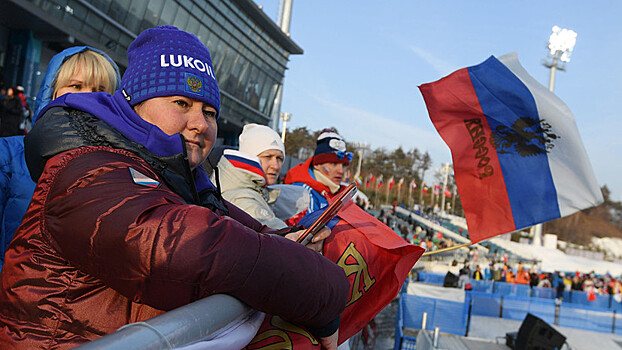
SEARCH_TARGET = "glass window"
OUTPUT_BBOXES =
[244,65,260,109]
[58,1,82,30]
[123,0,148,34]
[62,13,83,32]
[159,1,178,25]
[118,34,132,51]
[219,50,240,95]
[107,1,128,24]
[90,0,111,13]
[234,58,250,99]
[197,26,211,44]
[42,0,66,20]
[81,23,100,42]
[102,23,120,41]
[211,38,227,76]
[263,81,280,115]
[172,7,189,30]
[201,12,214,28]
[67,0,87,19]
[186,15,200,36]
[113,39,126,57]
[85,11,105,31]
[255,70,269,111]
[140,0,164,32]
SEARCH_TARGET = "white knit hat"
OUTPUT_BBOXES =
[239,123,285,157]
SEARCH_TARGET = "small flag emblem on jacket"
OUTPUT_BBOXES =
[129,167,160,188]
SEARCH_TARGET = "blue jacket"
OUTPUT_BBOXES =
[0,46,120,270]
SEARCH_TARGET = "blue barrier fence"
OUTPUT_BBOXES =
[396,282,622,349]
[416,272,622,310]
[394,293,470,350]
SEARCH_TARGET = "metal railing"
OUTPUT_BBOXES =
[76,294,252,350]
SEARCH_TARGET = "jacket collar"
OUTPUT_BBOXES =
[32,91,214,193]
[284,157,338,198]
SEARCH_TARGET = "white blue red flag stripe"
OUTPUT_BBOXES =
[223,149,266,182]
[419,53,603,243]
[129,167,160,188]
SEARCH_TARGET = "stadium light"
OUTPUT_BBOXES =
[543,26,577,92]
[280,112,291,142]
[533,26,578,246]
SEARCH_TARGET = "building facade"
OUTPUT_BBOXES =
[0,0,301,145]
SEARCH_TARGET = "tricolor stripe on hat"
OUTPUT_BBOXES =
[223,149,267,183]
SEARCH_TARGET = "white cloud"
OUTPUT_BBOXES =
[308,95,451,162]
[407,45,455,75]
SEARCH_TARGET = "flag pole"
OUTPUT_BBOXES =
[421,242,471,256]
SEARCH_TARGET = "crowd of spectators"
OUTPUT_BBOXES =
[453,259,622,303]
[376,208,453,252]
[377,202,622,305]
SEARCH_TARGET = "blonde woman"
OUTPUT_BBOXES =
[0,46,120,270]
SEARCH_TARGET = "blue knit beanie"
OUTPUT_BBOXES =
[121,25,220,116]
[312,129,352,165]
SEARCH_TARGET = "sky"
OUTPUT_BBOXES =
[256,1,622,202]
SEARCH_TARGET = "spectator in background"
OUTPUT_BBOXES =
[529,268,540,289]
[537,274,552,288]
[505,267,516,283]
[554,272,566,299]
[472,265,483,280]
[515,264,530,285]
[484,263,493,280]
[0,46,120,272]
[211,123,309,229]
[492,264,502,281]
[285,128,352,215]
[1,87,23,137]
[458,265,472,290]
[571,275,583,291]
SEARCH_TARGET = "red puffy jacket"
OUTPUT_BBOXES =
[0,146,348,349]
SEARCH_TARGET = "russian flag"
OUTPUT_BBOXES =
[223,149,266,183]
[419,53,603,243]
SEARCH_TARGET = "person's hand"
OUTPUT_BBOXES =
[318,329,338,350]
[284,227,331,253]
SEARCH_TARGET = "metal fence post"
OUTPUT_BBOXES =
[465,298,472,336]
[554,297,561,326]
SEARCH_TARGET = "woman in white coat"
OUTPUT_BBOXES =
[213,123,308,228]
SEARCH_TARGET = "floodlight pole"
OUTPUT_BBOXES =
[547,54,559,92]
[280,112,291,142]
[353,143,370,180]
[532,26,577,247]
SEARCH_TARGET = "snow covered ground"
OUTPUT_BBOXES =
[592,236,622,260]
[486,238,622,276]
[428,211,622,276]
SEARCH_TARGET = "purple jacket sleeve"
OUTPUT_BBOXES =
[44,147,349,329]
